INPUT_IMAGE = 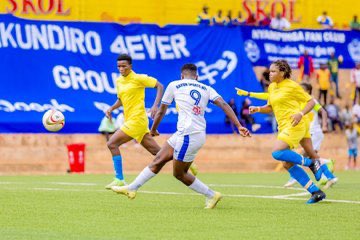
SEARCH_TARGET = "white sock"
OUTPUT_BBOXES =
[128,166,156,191]
[189,178,215,198]
[320,158,330,164]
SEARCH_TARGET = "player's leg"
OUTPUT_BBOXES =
[272,139,325,203]
[111,142,174,199]
[300,138,338,188]
[105,129,134,189]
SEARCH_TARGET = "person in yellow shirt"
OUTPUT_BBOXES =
[248,60,326,204]
[197,5,211,26]
[104,54,164,189]
[317,63,331,105]
[212,10,226,26]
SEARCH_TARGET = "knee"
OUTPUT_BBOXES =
[107,140,117,151]
[272,150,284,161]
[173,171,184,181]
[282,162,293,170]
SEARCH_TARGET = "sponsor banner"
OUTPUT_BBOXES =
[0,14,268,133]
[241,26,360,68]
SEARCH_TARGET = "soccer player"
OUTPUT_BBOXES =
[112,63,251,209]
[105,54,164,189]
[248,60,326,204]
[236,84,338,189]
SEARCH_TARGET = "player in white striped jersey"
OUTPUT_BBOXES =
[112,63,251,209]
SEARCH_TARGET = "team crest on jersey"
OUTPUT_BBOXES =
[195,51,237,85]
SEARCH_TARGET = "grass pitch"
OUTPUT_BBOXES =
[1,172,359,240]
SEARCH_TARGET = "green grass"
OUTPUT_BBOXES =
[1,172,359,240]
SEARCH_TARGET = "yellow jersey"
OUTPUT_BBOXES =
[268,79,312,131]
[116,71,157,124]
[316,69,331,90]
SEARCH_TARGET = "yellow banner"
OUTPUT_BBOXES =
[0,0,357,29]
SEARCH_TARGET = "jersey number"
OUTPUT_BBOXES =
[190,90,202,115]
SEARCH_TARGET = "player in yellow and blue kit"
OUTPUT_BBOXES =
[105,54,164,189]
[236,84,337,189]
[248,60,326,204]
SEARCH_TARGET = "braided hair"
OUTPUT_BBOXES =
[272,60,292,79]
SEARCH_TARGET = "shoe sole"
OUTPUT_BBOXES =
[205,195,222,209]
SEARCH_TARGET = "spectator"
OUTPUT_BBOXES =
[197,6,211,26]
[240,98,261,132]
[225,98,239,133]
[298,50,314,83]
[98,116,116,141]
[260,67,271,91]
[350,15,360,31]
[326,97,343,131]
[316,63,331,105]
[345,122,358,170]
[352,98,360,123]
[351,62,360,104]
[225,10,234,27]
[259,13,271,27]
[341,104,353,126]
[246,13,257,26]
[270,13,291,30]
[213,10,226,26]
[317,11,334,29]
[233,11,245,25]
[328,52,343,98]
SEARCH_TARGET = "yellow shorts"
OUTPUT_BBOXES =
[120,120,149,143]
[277,121,311,149]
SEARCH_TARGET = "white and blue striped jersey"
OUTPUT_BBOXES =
[161,79,220,135]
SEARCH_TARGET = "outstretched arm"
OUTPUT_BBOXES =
[150,103,168,136]
[213,97,251,137]
[235,88,269,100]
[149,81,164,119]
[106,99,122,121]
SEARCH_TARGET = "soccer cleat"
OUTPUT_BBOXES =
[307,190,326,204]
[283,178,297,188]
[189,163,199,176]
[318,177,328,186]
[323,177,338,190]
[327,159,335,173]
[111,185,137,199]
[205,192,222,209]
[309,159,323,181]
[105,178,126,190]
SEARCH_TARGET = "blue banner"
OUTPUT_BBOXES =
[0,15,268,134]
[240,26,360,69]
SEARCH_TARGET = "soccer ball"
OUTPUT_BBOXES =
[42,109,65,132]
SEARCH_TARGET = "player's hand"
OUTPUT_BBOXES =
[149,105,158,119]
[105,108,113,121]
[249,106,259,114]
[238,126,251,137]
[235,87,249,96]
[291,113,303,126]
[150,129,160,137]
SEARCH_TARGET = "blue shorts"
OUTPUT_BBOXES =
[348,148,358,157]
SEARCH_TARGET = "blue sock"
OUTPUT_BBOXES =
[288,165,319,193]
[272,149,312,166]
[112,155,124,180]
[321,164,336,180]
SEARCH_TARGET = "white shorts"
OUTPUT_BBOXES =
[167,131,206,162]
[311,130,324,151]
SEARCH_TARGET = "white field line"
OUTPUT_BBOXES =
[208,183,304,191]
[2,181,360,204]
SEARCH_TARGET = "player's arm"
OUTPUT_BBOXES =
[249,104,272,114]
[149,81,164,119]
[314,103,328,132]
[235,88,269,100]
[106,98,122,120]
[150,103,168,136]
[291,98,316,127]
[213,97,251,137]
